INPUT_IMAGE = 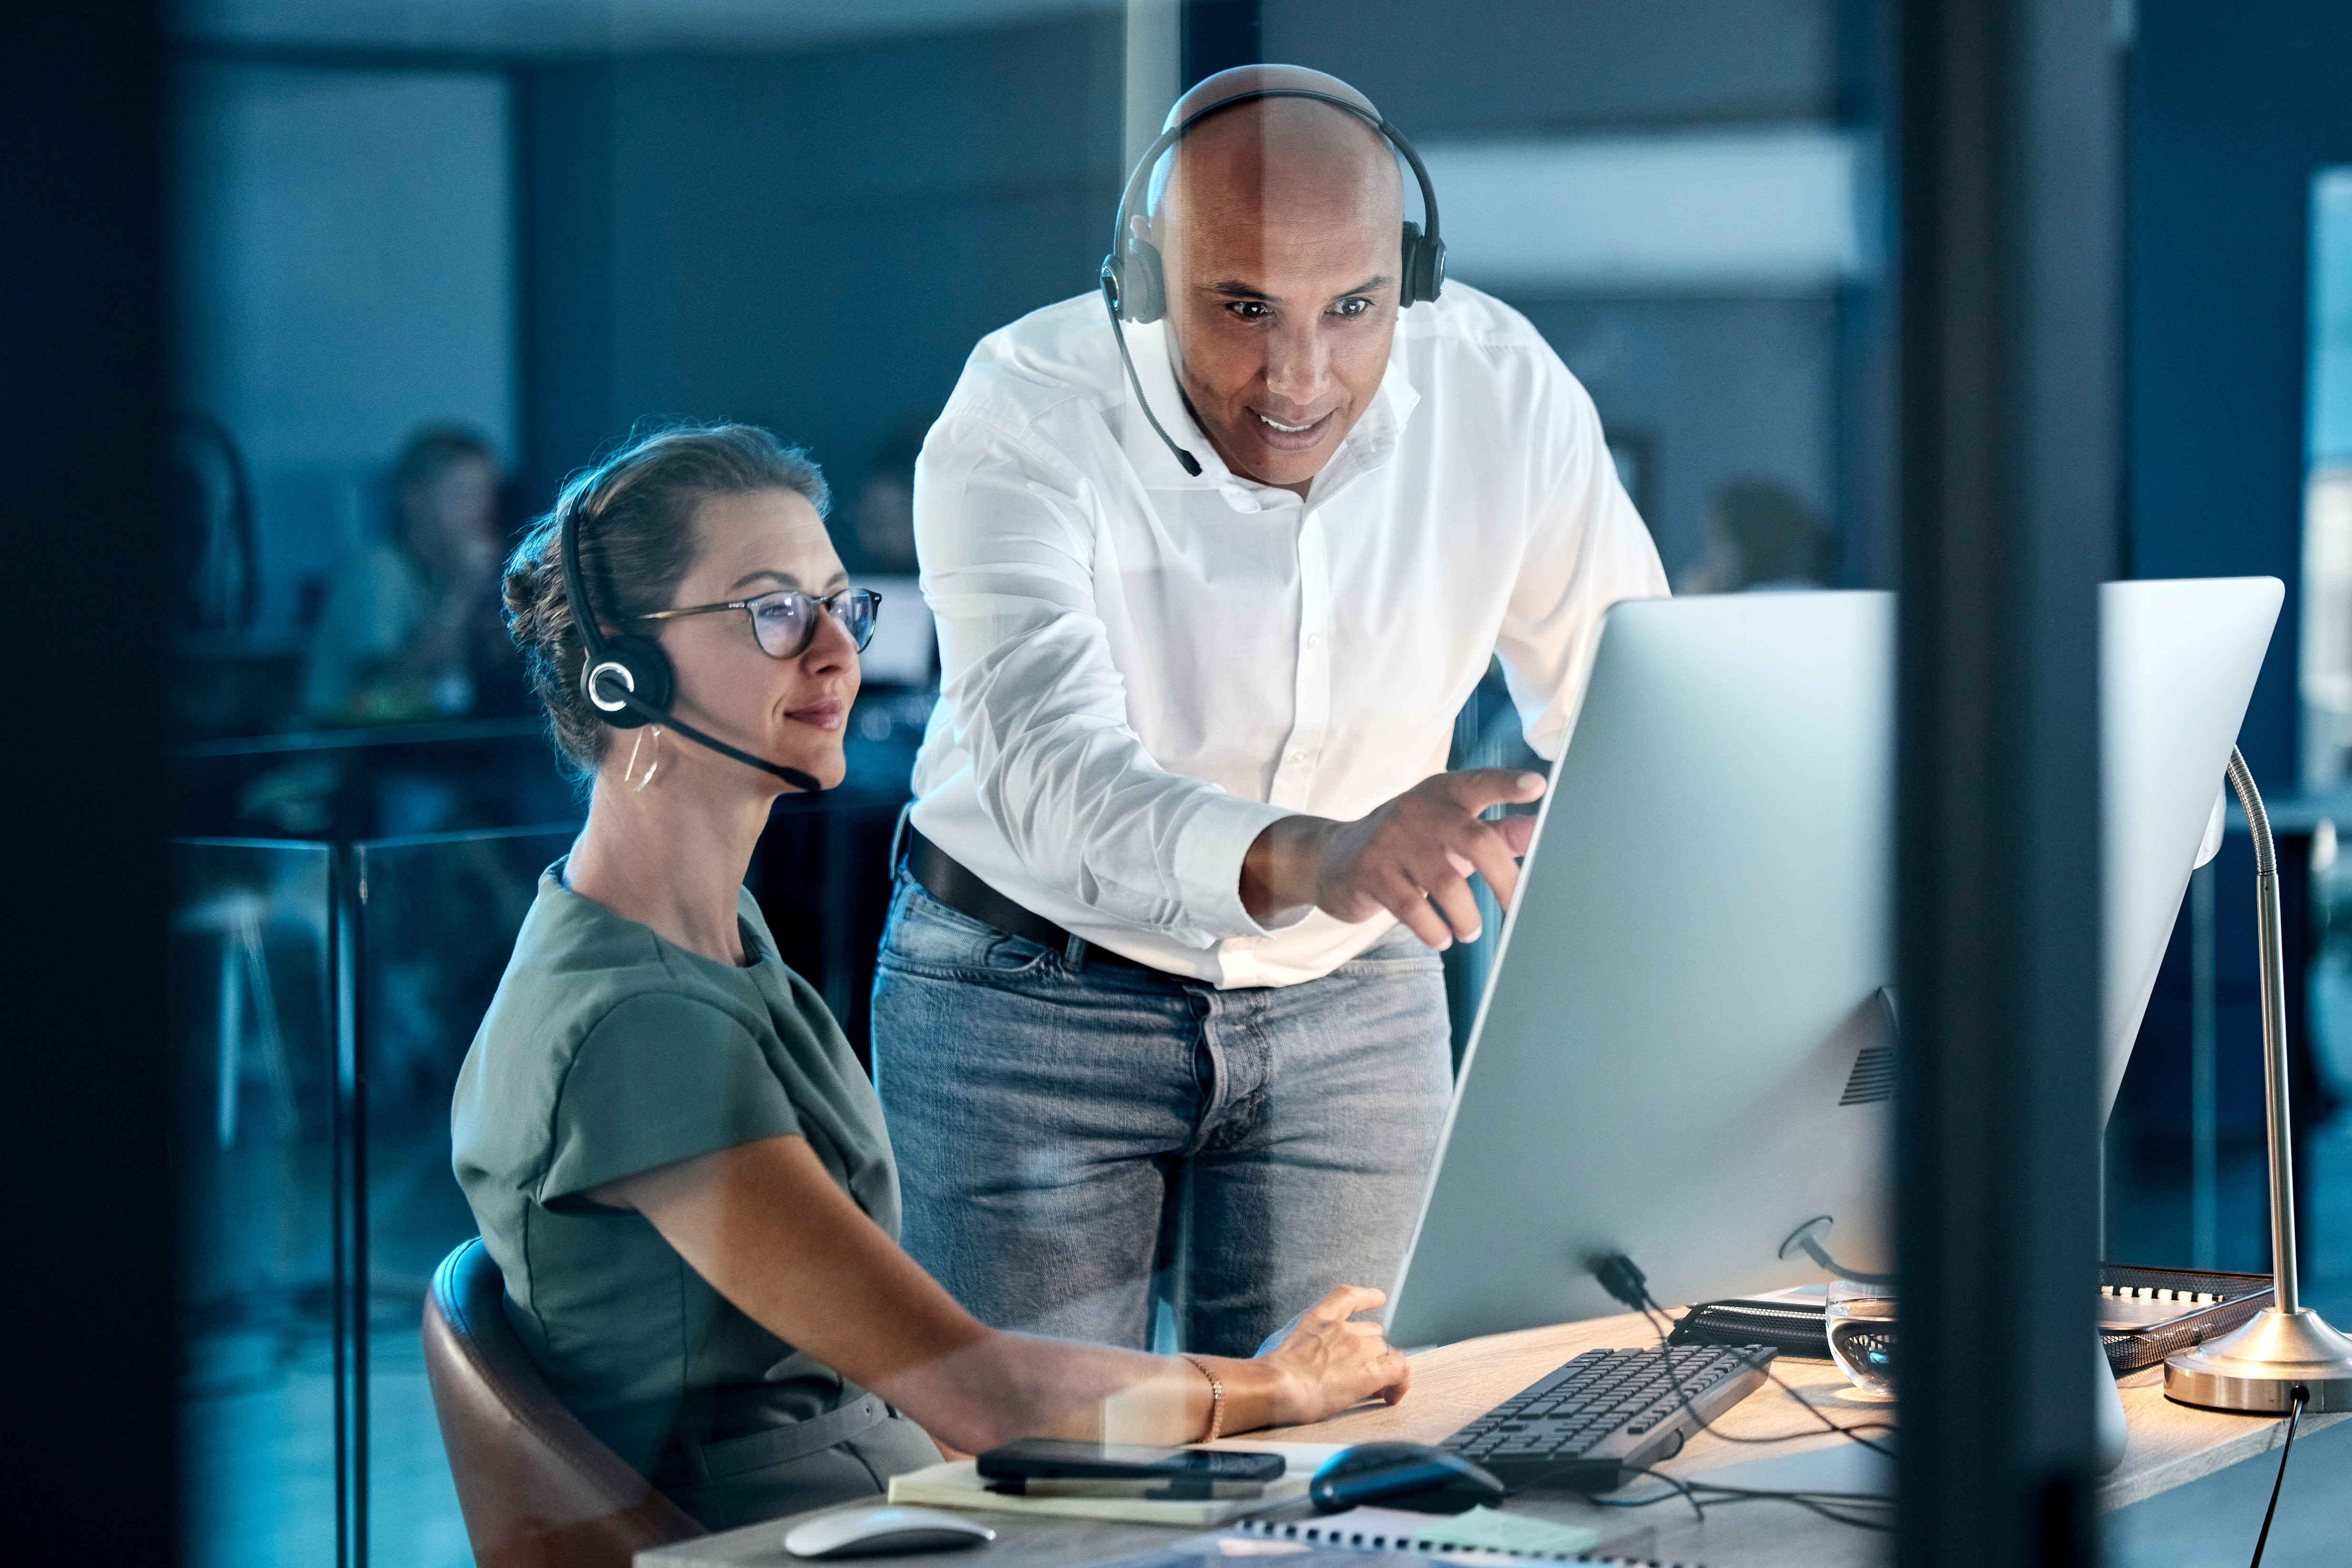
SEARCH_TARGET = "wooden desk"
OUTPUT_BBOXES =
[641,1313,2346,1568]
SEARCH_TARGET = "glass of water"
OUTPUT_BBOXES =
[1825,1278,1897,1400]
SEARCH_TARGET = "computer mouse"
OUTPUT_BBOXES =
[781,1503,995,1558]
[1310,1442,1507,1516]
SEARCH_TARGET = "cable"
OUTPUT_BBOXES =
[2247,1386,2308,1568]
[1683,1480,1895,1532]
[1582,1464,1705,1523]
[1594,1255,1894,1457]
[1643,1298,1896,1456]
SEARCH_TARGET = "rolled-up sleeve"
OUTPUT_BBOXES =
[917,414,1293,945]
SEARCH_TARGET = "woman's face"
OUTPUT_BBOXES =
[647,487,860,794]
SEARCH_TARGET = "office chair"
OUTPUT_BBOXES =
[423,1237,706,1568]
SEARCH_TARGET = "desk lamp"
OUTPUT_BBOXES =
[2163,748,2352,1413]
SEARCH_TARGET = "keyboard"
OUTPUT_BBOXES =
[1439,1343,1777,1493]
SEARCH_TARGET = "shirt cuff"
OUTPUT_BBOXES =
[1172,794,1311,941]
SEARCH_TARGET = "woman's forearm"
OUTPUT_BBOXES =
[601,1136,1392,1457]
[887,1332,1300,1454]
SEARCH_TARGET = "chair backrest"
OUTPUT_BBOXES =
[423,1237,706,1568]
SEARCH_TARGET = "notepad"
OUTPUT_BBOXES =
[886,1442,1340,1527]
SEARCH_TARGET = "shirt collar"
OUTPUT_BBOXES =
[1120,318,1423,514]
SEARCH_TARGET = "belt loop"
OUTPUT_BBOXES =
[888,802,914,875]
[681,1428,713,1489]
[1065,934,1089,972]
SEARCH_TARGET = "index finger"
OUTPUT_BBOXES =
[1444,768,1547,813]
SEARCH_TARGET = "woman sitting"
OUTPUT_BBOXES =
[453,423,1409,1530]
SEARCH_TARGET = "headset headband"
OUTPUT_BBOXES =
[557,504,612,672]
[1107,86,1443,277]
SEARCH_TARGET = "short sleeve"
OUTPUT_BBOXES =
[540,993,801,1207]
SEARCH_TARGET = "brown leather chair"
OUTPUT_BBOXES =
[423,1237,707,1568]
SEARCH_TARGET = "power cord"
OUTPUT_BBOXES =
[1595,1254,1895,1457]
[2247,1385,2309,1568]
[1584,1463,1706,1523]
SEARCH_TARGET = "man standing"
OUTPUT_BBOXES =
[873,65,1666,1357]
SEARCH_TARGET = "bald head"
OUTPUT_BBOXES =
[1152,97,1403,248]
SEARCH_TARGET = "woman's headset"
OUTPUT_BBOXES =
[1098,66,1446,477]
[557,502,822,793]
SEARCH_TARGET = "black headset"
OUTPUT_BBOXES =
[1099,74,1446,477]
[557,501,822,794]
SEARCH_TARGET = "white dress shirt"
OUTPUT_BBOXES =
[906,283,1667,987]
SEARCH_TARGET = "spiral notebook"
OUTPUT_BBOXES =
[1084,1524,1695,1567]
[1230,1508,1687,1565]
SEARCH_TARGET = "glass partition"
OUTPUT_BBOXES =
[352,823,579,1568]
[171,838,336,1568]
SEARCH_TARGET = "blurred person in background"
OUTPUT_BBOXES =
[456,423,1409,1529]
[305,423,522,724]
[1674,477,1832,595]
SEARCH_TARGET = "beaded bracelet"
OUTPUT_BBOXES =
[1181,1355,1225,1444]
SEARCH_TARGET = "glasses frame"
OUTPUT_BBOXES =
[631,587,882,659]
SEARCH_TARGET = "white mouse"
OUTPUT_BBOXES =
[782,1504,995,1559]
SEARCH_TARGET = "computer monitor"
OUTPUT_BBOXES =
[1383,578,2281,1348]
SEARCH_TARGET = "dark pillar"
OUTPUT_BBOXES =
[515,61,621,510]
[1832,0,1895,589]
[1181,0,1261,90]
[1895,0,2122,1563]
[2,2,174,1563]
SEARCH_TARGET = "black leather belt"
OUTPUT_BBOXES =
[903,827,1152,971]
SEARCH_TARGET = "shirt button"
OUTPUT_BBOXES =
[1305,632,1323,649]
[1289,751,1309,765]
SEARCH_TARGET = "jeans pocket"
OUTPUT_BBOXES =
[877,876,1055,979]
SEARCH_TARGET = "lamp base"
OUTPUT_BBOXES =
[2164,1307,2352,1413]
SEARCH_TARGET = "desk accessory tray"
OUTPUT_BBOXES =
[1667,1263,2273,1374]
[2094,1263,2272,1372]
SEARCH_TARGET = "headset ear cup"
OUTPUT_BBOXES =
[1400,221,1445,308]
[581,633,674,729]
[1124,238,1169,324]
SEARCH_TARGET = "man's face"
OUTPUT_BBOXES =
[1155,104,1404,492]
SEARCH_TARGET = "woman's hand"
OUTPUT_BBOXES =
[1252,1285,1411,1426]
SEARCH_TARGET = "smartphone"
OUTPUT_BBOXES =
[976,1439,1287,1484]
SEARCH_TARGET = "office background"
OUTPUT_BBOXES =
[12,0,2341,1563]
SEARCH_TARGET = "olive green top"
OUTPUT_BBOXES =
[451,861,902,1478]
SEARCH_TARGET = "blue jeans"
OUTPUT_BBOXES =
[870,876,1453,1357]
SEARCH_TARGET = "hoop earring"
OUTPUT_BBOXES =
[624,725,663,793]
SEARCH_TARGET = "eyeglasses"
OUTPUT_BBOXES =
[631,587,882,659]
